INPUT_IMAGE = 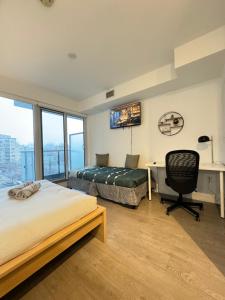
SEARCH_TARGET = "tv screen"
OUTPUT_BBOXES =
[110,102,141,129]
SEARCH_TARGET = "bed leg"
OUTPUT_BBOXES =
[92,210,106,243]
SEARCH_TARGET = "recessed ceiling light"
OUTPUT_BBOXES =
[40,0,55,7]
[68,53,77,60]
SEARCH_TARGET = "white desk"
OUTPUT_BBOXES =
[146,162,225,218]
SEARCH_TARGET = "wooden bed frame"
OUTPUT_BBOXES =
[0,205,106,297]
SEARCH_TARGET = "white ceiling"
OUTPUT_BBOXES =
[0,0,224,101]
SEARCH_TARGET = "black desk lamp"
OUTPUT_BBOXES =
[198,135,214,163]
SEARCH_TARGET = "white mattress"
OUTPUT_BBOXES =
[0,180,97,265]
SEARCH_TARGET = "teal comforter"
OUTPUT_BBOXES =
[76,167,148,188]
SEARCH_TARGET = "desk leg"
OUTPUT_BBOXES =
[219,171,224,218]
[148,167,152,201]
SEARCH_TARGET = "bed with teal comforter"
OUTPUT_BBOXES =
[76,167,148,188]
[69,167,149,207]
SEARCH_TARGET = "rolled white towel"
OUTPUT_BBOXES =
[14,182,41,200]
[8,181,33,198]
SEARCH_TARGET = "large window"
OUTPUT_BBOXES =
[41,109,65,181]
[67,116,84,172]
[0,97,85,188]
[0,98,35,188]
[41,110,85,180]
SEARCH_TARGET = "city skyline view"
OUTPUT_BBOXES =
[0,98,84,145]
[0,97,34,144]
[0,97,84,188]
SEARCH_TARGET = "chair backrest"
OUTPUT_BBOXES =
[165,150,200,194]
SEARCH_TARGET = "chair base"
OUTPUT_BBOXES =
[161,195,203,221]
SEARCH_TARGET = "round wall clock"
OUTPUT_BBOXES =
[158,112,184,136]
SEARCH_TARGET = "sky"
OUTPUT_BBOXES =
[0,97,84,145]
[0,97,34,144]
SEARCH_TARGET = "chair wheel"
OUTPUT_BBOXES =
[196,215,200,221]
[166,210,170,215]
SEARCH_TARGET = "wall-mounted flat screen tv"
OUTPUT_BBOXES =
[110,102,141,129]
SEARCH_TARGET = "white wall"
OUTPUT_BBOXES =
[174,25,225,68]
[221,69,225,163]
[0,75,79,114]
[87,78,223,168]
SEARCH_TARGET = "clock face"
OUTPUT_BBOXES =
[158,112,184,136]
[40,0,55,7]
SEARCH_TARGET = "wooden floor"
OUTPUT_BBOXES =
[4,194,225,300]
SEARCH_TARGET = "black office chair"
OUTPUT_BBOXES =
[161,150,203,221]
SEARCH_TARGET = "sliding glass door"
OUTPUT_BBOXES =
[0,97,35,188]
[41,109,65,180]
[67,116,85,172]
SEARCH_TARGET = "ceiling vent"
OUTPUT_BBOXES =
[106,90,115,99]
[40,0,55,7]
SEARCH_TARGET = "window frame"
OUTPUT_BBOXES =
[0,98,36,187]
[66,114,86,173]
[0,93,86,187]
[40,107,66,182]
[40,107,86,183]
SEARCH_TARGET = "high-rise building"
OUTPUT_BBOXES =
[0,134,20,166]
